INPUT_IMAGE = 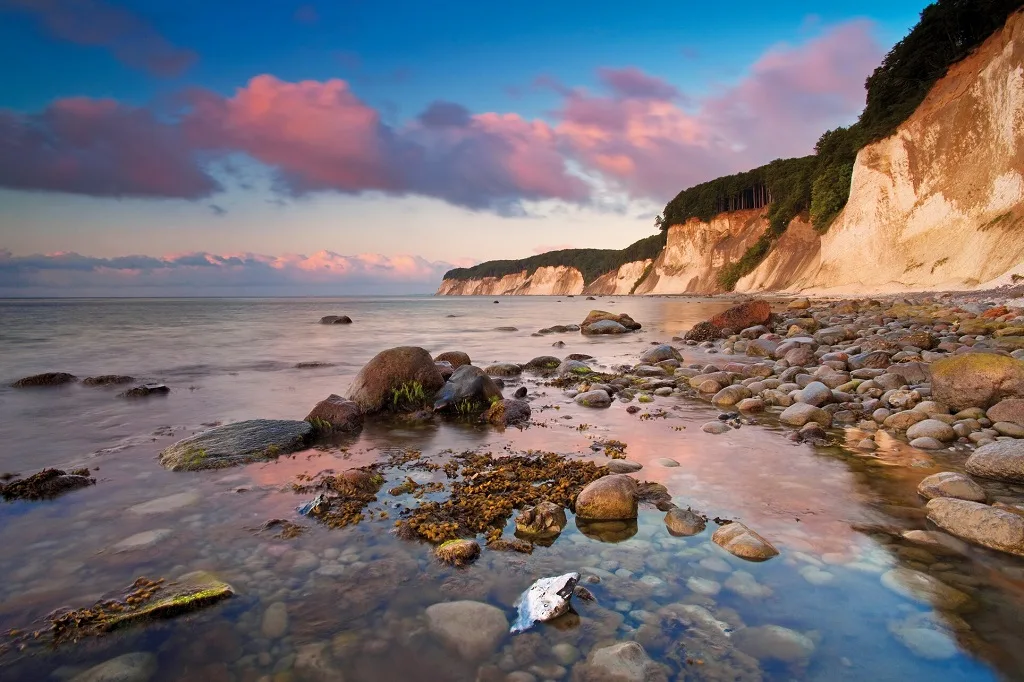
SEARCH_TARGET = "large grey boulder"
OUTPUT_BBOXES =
[347,346,445,413]
[640,344,682,364]
[159,419,313,471]
[926,497,1024,557]
[965,440,1024,483]
[433,365,502,412]
[581,310,641,335]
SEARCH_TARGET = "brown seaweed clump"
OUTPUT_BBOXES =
[292,467,385,529]
[395,451,607,544]
[388,476,445,498]
[0,468,94,501]
[486,538,533,554]
[257,518,307,539]
[1,574,232,653]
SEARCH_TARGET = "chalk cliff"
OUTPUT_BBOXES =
[437,12,1024,296]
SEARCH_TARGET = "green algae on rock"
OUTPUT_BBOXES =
[1,468,94,501]
[435,538,481,566]
[159,419,314,471]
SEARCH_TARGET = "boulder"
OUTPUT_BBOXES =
[482,398,531,426]
[664,508,706,536]
[347,346,445,413]
[0,468,95,501]
[639,344,682,364]
[435,351,471,369]
[425,601,509,660]
[70,653,157,682]
[916,472,987,502]
[712,522,779,561]
[305,394,363,432]
[926,497,1024,557]
[930,354,1024,411]
[575,390,612,408]
[557,359,591,376]
[581,310,641,334]
[779,403,832,428]
[795,381,832,407]
[434,365,503,412]
[159,419,313,471]
[575,475,638,520]
[987,398,1024,426]
[905,419,956,442]
[515,502,567,537]
[683,321,721,342]
[11,372,77,388]
[707,300,772,332]
[121,384,170,398]
[965,440,1024,483]
[319,315,352,324]
[582,319,629,335]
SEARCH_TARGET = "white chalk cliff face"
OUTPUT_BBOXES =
[438,13,1024,296]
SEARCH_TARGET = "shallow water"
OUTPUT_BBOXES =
[1,296,1023,681]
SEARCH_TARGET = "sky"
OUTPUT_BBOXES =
[0,0,931,296]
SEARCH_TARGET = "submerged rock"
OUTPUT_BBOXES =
[733,625,815,663]
[425,600,509,660]
[305,394,363,432]
[83,375,136,386]
[510,572,579,633]
[712,522,779,561]
[925,497,1024,557]
[11,372,77,388]
[70,653,157,682]
[574,475,638,520]
[881,567,974,611]
[0,468,94,500]
[347,346,445,413]
[120,384,170,398]
[158,419,313,471]
[577,641,667,682]
[435,539,481,567]
[930,354,1024,411]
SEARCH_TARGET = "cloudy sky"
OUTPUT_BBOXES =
[0,0,929,296]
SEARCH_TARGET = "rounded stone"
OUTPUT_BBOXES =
[575,390,611,408]
[917,472,987,502]
[965,440,1024,483]
[712,522,779,561]
[906,419,957,442]
[425,600,509,660]
[664,508,706,536]
[880,568,973,611]
[910,437,946,450]
[779,403,832,428]
[70,653,157,682]
[926,497,1024,557]
[575,475,638,520]
[701,421,730,434]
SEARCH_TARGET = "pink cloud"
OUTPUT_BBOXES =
[3,0,196,77]
[596,67,681,101]
[0,97,219,198]
[0,20,881,209]
[0,249,455,295]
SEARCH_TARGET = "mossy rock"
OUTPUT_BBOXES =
[159,419,313,471]
[931,353,1024,411]
[435,539,481,567]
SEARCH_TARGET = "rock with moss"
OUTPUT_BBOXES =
[11,372,78,388]
[482,398,531,426]
[515,501,567,538]
[639,344,683,364]
[159,419,313,471]
[525,355,562,370]
[930,353,1024,411]
[348,346,445,413]
[484,362,523,377]
[1,468,94,500]
[435,539,481,567]
[305,394,363,432]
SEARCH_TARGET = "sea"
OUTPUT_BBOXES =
[0,295,1021,681]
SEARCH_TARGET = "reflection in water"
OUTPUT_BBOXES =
[0,297,1021,681]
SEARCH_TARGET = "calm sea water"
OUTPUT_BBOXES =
[0,296,1021,681]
